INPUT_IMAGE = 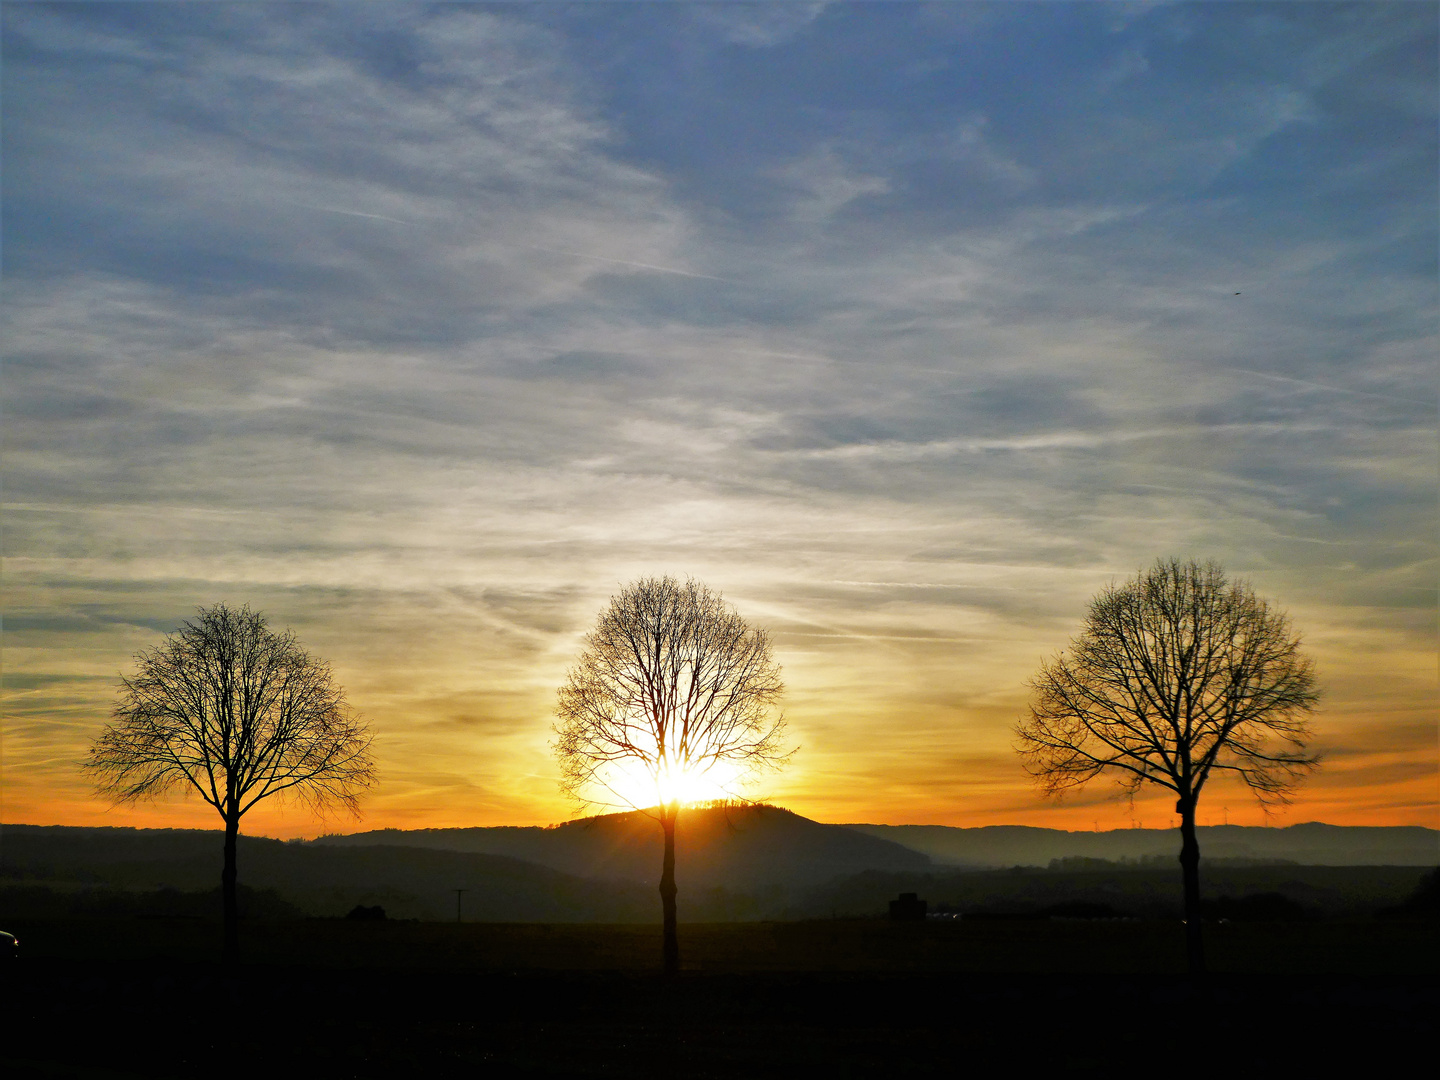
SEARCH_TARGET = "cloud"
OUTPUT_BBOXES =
[1096,44,1151,88]
[693,2,829,48]
[772,145,891,224]
[941,116,1040,189]
[5,4,709,341]
[4,3,1434,833]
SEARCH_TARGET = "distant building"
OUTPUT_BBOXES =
[889,892,927,921]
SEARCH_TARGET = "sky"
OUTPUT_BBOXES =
[3,2,1435,839]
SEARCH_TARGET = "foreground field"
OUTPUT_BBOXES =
[6,913,1438,974]
[6,917,1435,1077]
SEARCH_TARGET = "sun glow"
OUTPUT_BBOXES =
[604,756,747,811]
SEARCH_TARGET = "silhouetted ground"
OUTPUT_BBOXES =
[10,821,1433,922]
[4,918,1434,1076]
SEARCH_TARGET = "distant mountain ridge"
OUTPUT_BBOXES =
[312,804,930,889]
[0,823,653,922]
[311,811,1437,870]
[844,822,1439,867]
[3,811,1433,922]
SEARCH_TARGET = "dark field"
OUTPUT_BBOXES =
[6,917,1435,1077]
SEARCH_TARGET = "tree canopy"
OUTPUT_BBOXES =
[555,576,788,814]
[554,576,789,975]
[1017,558,1319,808]
[1016,558,1320,972]
[89,603,375,963]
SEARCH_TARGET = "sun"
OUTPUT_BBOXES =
[605,756,745,811]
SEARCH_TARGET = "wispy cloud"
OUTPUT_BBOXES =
[693,2,830,48]
[3,2,1434,834]
[505,244,729,282]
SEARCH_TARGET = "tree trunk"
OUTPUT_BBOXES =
[1176,795,1205,976]
[659,803,679,977]
[222,809,240,970]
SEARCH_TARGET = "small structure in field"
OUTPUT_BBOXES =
[889,892,927,921]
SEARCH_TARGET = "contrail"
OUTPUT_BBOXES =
[290,202,415,225]
[1227,367,1425,408]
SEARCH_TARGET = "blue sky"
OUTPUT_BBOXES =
[3,2,1435,834]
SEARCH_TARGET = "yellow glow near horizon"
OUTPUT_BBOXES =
[602,756,746,813]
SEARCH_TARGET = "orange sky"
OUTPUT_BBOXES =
[6,562,1435,839]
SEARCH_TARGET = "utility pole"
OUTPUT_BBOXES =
[454,888,465,923]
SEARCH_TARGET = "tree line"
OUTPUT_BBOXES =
[88,558,1320,975]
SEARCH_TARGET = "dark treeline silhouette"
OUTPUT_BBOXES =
[797,864,1431,923]
[0,881,302,920]
[5,817,1432,923]
[1,825,653,922]
[1376,866,1440,920]
[846,821,1438,867]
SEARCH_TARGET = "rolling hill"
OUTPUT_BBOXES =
[311,804,931,889]
[844,822,1439,868]
[4,809,1432,922]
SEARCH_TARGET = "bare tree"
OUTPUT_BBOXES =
[1016,559,1320,973]
[554,576,789,976]
[88,603,376,966]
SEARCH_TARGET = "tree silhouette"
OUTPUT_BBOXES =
[1016,559,1319,973]
[88,603,376,966]
[554,576,789,975]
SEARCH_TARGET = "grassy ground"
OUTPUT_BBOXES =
[5,917,1435,1077]
[6,914,1437,974]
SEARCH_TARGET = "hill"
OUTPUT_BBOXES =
[844,822,1439,867]
[0,824,652,921]
[5,812,1433,923]
[0,806,929,921]
[312,804,930,889]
